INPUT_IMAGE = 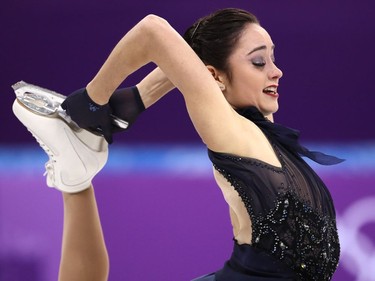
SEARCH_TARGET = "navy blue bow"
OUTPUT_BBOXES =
[237,107,345,165]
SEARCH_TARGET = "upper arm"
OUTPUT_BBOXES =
[142,16,243,152]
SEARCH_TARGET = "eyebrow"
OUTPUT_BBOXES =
[247,45,275,55]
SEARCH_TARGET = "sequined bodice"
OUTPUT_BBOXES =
[208,142,340,280]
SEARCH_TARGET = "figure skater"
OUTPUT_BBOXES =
[13,8,343,281]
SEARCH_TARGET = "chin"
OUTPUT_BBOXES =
[261,103,279,116]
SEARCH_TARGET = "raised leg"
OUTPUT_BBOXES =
[13,99,110,280]
[59,188,109,281]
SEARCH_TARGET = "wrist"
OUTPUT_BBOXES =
[86,82,111,105]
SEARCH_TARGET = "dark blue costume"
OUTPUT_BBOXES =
[195,107,343,281]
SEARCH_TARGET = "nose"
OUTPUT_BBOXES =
[269,64,283,80]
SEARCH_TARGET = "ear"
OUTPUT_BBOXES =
[206,65,226,91]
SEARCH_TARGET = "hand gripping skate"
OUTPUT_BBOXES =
[12,81,129,131]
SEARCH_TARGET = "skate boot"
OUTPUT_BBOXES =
[12,98,109,193]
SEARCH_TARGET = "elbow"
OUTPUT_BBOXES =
[142,14,168,24]
[138,14,170,40]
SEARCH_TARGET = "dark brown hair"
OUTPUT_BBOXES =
[184,8,259,80]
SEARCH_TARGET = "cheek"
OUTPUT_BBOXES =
[237,67,263,88]
[225,66,265,104]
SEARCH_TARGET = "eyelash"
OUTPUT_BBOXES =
[252,61,266,67]
[252,57,276,68]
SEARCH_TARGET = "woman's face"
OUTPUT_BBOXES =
[222,23,283,116]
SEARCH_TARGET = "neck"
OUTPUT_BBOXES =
[265,113,274,122]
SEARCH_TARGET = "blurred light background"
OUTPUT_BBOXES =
[1,0,374,280]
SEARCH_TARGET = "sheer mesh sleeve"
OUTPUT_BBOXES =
[109,86,145,129]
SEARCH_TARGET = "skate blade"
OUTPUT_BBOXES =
[12,81,64,116]
[12,81,129,130]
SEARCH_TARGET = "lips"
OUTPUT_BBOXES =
[263,86,278,97]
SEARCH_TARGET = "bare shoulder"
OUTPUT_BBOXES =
[212,114,282,168]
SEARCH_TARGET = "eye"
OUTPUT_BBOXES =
[252,58,266,67]
[252,61,266,67]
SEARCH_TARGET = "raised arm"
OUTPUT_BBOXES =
[85,15,242,151]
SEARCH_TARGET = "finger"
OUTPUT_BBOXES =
[60,99,68,110]
[104,133,113,144]
[102,126,113,144]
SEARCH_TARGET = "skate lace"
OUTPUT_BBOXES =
[44,161,55,181]
[29,130,56,181]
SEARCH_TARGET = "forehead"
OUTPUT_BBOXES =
[236,23,274,50]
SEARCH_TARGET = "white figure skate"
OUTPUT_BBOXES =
[12,80,129,131]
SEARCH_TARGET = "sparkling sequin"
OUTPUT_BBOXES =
[211,149,340,281]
